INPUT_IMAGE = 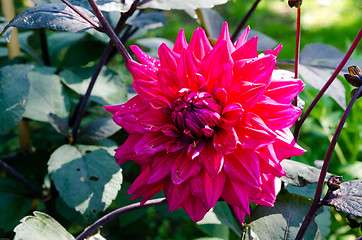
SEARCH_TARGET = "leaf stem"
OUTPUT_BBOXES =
[293,7,301,106]
[70,0,139,141]
[0,159,42,198]
[61,0,101,31]
[87,0,132,61]
[231,0,261,42]
[295,85,362,240]
[76,198,167,240]
[39,29,51,66]
[293,28,362,141]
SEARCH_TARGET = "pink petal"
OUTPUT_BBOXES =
[235,112,276,149]
[221,179,250,215]
[233,54,275,85]
[182,195,208,222]
[130,45,160,71]
[173,29,188,54]
[227,81,266,110]
[188,28,213,60]
[164,178,191,211]
[213,123,238,154]
[249,173,276,206]
[157,69,181,100]
[234,25,250,49]
[222,103,244,124]
[224,153,260,189]
[114,134,151,165]
[251,96,302,130]
[230,147,261,184]
[171,149,201,185]
[232,36,258,61]
[266,69,304,104]
[197,139,224,178]
[273,128,306,160]
[264,43,283,57]
[214,22,235,53]
[231,206,246,223]
[147,151,176,184]
[177,49,201,91]
[126,60,157,81]
[135,132,173,155]
[158,43,180,72]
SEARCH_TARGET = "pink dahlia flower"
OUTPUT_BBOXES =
[105,22,305,223]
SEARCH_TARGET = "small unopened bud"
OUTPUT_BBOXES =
[327,176,343,191]
[288,0,302,8]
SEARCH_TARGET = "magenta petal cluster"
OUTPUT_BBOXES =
[105,23,305,223]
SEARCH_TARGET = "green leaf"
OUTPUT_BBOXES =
[127,12,166,30]
[47,32,86,55]
[23,66,70,122]
[4,3,99,33]
[13,211,75,240]
[32,0,132,12]
[0,177,33,232]
[78,118,120,142]
[48,113,69,137]
[280,159,331,187]
[60,67,127,105]
[197,208,229,239]
[48,144,123,220]
[246,191,321,240]
[213,201,241,237]
[325,179,362,217]
[0,64,33,131]
[0,23,13,42]
[140,0,227,10]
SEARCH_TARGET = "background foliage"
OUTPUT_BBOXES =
[0,0,361,239]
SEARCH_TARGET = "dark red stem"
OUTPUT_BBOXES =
[295,85,362,240]
[293,28,362,140]
[293,7,301,106]
[76,198,167,240]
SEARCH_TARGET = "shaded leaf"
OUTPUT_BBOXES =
[48,113,69,137]
[213,201,241,237]
[0,23,13,42]
[78,118,120,142]
[325,179,362,217]
[140,0,228,10]
[197,8,224,41]
[300,43,362,73]
[0,177,33,232]
[0,64,33,131]
[48,144,122,220]
[246,190,321,240]
[32,0,132,12]
[299,64,346,109]
[197,208,229,239]
[247,29,277,52]
[60,67,127,105]
[13,211,75,240]
[281,159,331,187]
[127,11,166,30]
[23,66,70,122]
[47,32,86,55]
[4,3,99,33]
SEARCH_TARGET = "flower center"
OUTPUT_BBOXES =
[171,88,222,138]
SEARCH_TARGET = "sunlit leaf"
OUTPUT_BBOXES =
[140,0,228,10]
[23,66,70,122]
[60,67,127,105]
[48,144,123,220]
[126,11,166,30]
[13,211,75,240]
[197,208,229,239]
[0,64,33,131]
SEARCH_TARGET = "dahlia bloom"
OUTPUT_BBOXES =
[105,23,305,222]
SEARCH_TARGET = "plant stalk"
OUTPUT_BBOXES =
[293,28,362,140]
[295,85,362,240]
[76,198,167,240]
[293,7,301,106]
[70,0,139,141]
[0,159,42,198]
[231,0,261,42]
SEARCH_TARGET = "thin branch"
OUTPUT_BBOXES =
[293,28,362,140]
[293,7,301,106]
[295,85,362,240]
[70,0,140,141]
[39,29,51,66]
[61,0,101,31]
[76,198,167,240]
[87,0,132,61]
[0,159,42,198]
[231,0,261,42]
